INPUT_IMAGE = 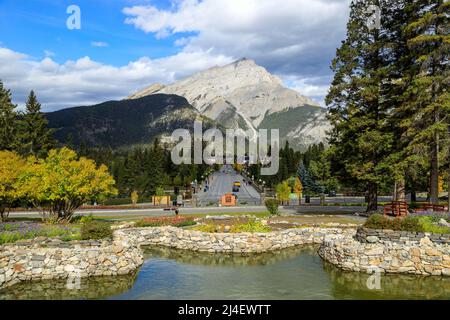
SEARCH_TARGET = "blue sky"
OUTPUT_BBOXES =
[0,0,350,111]
[0,0,185,65]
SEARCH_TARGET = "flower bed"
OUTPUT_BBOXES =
[194,220,271,233]
[0,221,81,244]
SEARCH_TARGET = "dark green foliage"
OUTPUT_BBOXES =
[326,0,394,212]
[0,81,21,151]
[265,199,280,216]
[45,94,218,149]
[80,221,113,240]
[78,143,210,198]
[297,161,324,195]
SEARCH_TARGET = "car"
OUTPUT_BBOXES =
[232,186,240,192]
[328,190,337,197]
[233,181,241,188]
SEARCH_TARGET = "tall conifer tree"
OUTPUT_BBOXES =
[0,81,21,151]
[21,90,55,158]
[326,0,392,212]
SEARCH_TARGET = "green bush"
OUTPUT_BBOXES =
[193,220,270,233]
[418,216,450,234]
[230,220,271,233]
[81,222,113,240]
[193,224,219,233]
[265,199,280,216]
[364,214,424,232]
[72,214,95,224]
[427,213,450,224]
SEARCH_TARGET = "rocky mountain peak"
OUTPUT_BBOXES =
[126,58,329,150]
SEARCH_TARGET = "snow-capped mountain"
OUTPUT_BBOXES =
[128,58,330,150]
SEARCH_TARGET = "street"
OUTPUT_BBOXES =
[197,165,261,206]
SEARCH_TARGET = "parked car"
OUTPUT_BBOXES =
[328,190,337,197]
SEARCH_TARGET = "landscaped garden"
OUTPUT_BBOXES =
[0,218,115,245]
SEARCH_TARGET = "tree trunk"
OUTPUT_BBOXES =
[393,181,397,201]
[395,178,406,202]
[0,206,9,222]
[411,191,417,203]
[430,126,440,204]
[367,182,378,212]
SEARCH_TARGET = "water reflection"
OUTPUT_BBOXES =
[142,245,320,267]
[0,273,137,300]
[324,262,450,300]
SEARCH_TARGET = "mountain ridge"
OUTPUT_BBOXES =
[128,58,329,150]
[46,94,219,149]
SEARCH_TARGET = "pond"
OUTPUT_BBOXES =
[1,246,449,300]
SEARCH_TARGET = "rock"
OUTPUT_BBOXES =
[438,219,450,228]
[425,248,441,256]
[366,236,379,243]
[365,247,384,256]
[64,265,75,272]
[420,237,433,246]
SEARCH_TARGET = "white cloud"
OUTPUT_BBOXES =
[286,75,332,107]
[0,46,233,111]
[123,0,351,104]
[0,0,350,110]
[91,41,109,47]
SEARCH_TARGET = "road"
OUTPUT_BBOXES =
[197,165,261,206]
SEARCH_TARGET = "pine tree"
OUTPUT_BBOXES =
[400,0,450,204]
[0,81,21,151]
[21,90,55,158]
[381,0,425,201]
[326,0,392,212]
[143,140,165,195]
[297,161,323,195]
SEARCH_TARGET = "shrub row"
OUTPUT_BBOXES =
[364,214,450,234]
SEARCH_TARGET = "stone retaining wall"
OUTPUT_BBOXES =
[0,237,143,289]
[115,227,354,253]
[355,227,450,244]
[2,225,450,290]
[318,233,450,276]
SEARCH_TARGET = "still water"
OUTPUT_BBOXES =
[1,246,449,300]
